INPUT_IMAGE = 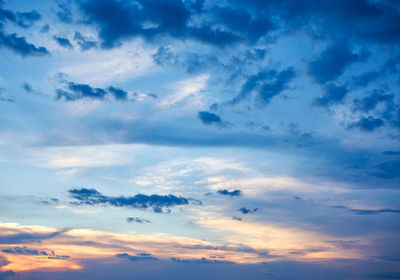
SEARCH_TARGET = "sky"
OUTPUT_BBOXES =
[0,0,400,279]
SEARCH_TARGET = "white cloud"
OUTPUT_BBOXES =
[24,144,148,169]
[158,75,209,108]
[57,40,155,86]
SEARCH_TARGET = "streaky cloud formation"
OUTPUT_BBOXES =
[126,217,151,224]
[116,253,158,262]
[69,188,191,213]
[217,189,242,197]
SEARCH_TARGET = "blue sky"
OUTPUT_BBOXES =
[0,0,400,279]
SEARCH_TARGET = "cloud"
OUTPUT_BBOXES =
[0,3,48,56]
[0,32,49,57]
[2,246,70,259]
[57,81,107,100]
[352,71,379,87]
[228,68,295,105]
[198,111,225,127]
[77,0,278,49]
[171,257,231,264]
[159,75,208,108]
[348,116,384,132]
[116,253,158,261]
[0,4,41,28]
[373,160,400,178]
[56,80,133,101]
[73,32,97,50]
[217,189,242,197]
[258,68,295,104]
[232,216,242,221]
[14,10,41,28]
[238,207,258,214]
[69,187,191,213]
[126,217,151,224]
[56,0,74,23]
[313,83,348,107]
[333,205,400,215]
[107,86,129,100]
[308,42,362,84]
[79,0,189,48]
[54,36,73,49]
[353,92,393,113]
[0,229,68,244]
[2,246,48,256]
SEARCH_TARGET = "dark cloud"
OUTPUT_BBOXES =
[228,68,295,105]
[212,6,275,44]
[308,42,361,84]
[2,246,48,256]
[217,189,242,197]
[198,111,224,126]
[79,0,189,48]
[0,3,41,28]
[353,92,393,113]
[54,36,73,48]
[0,229,68,244]
[238,0,400,44]
[41,198,59,205]
[15,10,41,28]
[126,217,151,224]
[56,0,73,23]
[22,82,32,93]
[69,188,191,213]
[56,81,131,101]
[0,2,47,56]
[74,31,97,50]
[373,160,400,179]
[348,116,384,132]
[116,253,158,261]
[108,86,129,100]
[258,68,295,104]
[313,83,348,107]
[75,0,400,51]
[171,257,231,264]
[232,216,242,221]
[0,32,49,57]
[41,24,50,33]
[77,0,278,49]
[352,71,379,87]
[1,246,69,260]
[238,207,258,214]
[333,205,400,215]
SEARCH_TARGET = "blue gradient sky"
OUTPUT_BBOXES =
[1,0,400,279]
